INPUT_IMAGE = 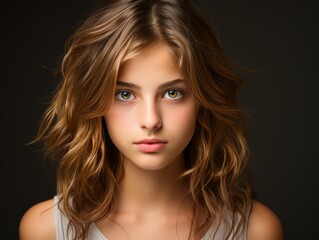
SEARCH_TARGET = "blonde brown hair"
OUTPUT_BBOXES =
[37,0,251,239]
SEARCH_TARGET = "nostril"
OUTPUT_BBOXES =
[140,119,162,130]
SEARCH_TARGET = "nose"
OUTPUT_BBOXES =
[139,99,162,131]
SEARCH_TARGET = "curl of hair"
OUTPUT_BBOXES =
[36,0,252,239]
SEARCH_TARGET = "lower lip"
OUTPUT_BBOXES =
[135,143,166,152]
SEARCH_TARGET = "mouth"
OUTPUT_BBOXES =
[133,139,168,153]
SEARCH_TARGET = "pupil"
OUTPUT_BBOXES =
[122,91,130,99]
[169,90,177,98]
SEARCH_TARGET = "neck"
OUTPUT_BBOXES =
[116,154,189,214]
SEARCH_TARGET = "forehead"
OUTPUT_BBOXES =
[118,44,183,83]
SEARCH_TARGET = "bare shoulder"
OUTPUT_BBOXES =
[19,199,56,240]
[247,200,283,240]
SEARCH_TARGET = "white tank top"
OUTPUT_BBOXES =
[53,196,250,239]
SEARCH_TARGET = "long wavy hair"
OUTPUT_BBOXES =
[36,0,252,239]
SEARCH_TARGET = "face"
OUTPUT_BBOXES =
[104,44,197,171]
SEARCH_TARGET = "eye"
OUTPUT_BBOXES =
[163,90,183,99]
[115,91,135,101]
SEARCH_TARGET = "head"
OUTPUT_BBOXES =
[39,0,250,238]
[104,43,198,172]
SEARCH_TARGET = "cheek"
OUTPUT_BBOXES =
[105,107,133,127]
[104,107,134,143]
[166,104,197,137]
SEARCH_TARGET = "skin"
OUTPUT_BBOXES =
[101,44,198,239]
[19,44,283,240]
[104,43,197,172]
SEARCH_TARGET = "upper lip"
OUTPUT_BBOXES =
[134,138,168,144]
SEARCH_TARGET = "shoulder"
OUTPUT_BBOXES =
[247,200,283,240]
[19,199,56,240]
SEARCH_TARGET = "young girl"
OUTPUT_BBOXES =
[20,0,282,239]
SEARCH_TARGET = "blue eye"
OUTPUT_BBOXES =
[163,90,183,99]
[115,91,135,101]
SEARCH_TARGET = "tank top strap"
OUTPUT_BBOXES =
[53,196,75,240]
[202,200,252,240]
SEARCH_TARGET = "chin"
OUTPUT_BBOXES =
[123,153,183,172]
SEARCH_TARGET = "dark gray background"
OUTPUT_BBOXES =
[1,1,318,239]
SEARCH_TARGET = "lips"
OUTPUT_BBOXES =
[133,139,168,153]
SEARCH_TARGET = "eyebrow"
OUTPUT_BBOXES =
[116,79,185,89]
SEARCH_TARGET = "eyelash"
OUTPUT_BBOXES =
[115,90,135,101]
[114,89,184,102]
[163,89,184,99]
